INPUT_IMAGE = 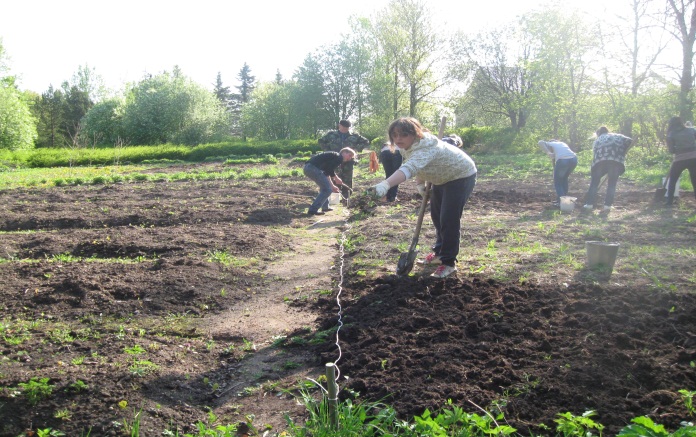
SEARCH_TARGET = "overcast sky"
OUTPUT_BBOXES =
[2,0,623,94]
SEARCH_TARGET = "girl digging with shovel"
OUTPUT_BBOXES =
[371,117,477,278]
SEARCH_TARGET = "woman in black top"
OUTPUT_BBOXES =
[303,148,356,215]
[378,142,403,202]
[665,116,696,206]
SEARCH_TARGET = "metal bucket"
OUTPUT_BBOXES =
[560,196,576,212]
[586,241,619,276]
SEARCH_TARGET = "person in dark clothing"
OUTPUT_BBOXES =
[665,116,696,206]
[303,147,357,215]
[378,142,403,202]
[317,120,370,198]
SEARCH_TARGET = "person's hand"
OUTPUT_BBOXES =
[331,185,340,193]
[417,182,426,197]
[371,180,390,198]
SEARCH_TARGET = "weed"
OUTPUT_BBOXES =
[271,335,287,347]
[679,389,696,416]
[617,415,696,436]
[241,385,260,396]
[555,410,604,436]
[123,344,146,355]
[18,377,54,405]
[206,248,232,265]
[242,338,256,352]
[47,327,75,344]
[54,408,72,421]
[129,360,159,377]
[122,408,142,435]
[69,380,89,392]
[36,429,65,437]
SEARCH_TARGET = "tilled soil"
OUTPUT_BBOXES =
[0,166,695,436]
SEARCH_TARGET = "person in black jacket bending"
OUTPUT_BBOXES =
[665,116,696,206]
[303,148,357,215]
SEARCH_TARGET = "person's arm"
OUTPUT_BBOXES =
[538,141,555,160]
[385,169,407,187]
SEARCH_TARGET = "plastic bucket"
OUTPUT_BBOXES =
[586,241,620,276]
[559,196,576,212]
[328,192,340,205]
[662,177,681,197]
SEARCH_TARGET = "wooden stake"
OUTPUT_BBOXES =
[326,362,339,429]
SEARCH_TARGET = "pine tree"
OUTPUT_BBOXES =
[236,63,256,103]
[34,85,66,148]
[213,72,233,108]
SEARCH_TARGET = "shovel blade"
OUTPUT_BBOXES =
[396,250,418,276]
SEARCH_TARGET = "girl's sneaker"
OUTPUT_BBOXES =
[431,265,456,278]
[417,253,442,265]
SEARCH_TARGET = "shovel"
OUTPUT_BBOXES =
[396,116,446,276]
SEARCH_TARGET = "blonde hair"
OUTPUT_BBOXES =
[339,147,357,159]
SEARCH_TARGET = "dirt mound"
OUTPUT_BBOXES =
[316,275,696,434]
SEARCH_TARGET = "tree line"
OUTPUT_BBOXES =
[1,0,695,153]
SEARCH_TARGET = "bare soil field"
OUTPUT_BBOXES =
[0,162,695,436]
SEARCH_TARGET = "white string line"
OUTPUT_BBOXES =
[330,191,353,383]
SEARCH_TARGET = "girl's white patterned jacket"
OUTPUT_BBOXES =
[397,133,477,185]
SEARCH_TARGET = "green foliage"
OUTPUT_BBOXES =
[679,389,696,416]
[554,410,604,436]
[116,68,230,146]
[36,429,65,437]
[0,85,37,150]
[181,410,239,436]
[81,98,122,145]
[17,377,54,405]
[617,416,696,436]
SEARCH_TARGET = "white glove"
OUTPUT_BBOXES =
[417,182,426,197]
[372,180,391,198]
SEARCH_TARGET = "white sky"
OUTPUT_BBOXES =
[2,0,621,94]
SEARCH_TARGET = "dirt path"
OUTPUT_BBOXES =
[202,213,350,431]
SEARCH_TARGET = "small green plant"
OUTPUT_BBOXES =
[124,344,146,355]
[69,380,89,392]
[555,410,604,436]
[129,359,159,377]
[679,389,696,416]
[18,377,54,405]
[54,408,72,421]
[122,408,142,435]
[36,429,65,437]
[206,249,232,265]
[617,415,696,436]
[242,338,256,352]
